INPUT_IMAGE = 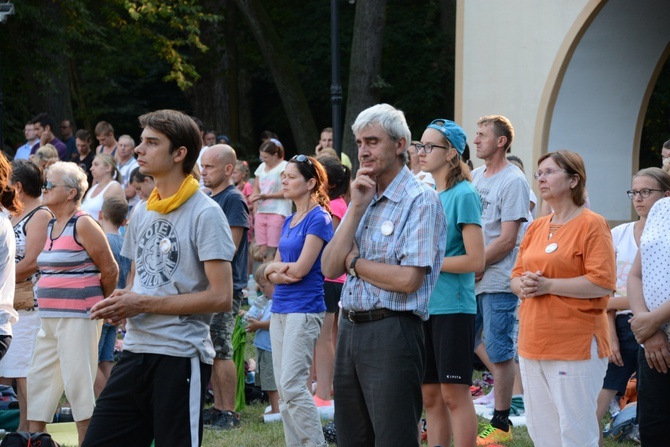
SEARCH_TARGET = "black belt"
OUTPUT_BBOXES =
[344,308,415,323]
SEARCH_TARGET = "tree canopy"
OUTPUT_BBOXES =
[1,0,667,167]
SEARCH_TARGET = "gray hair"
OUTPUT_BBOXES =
[118,134,135,147]
[48,161,89,204]
[352,103,411,163]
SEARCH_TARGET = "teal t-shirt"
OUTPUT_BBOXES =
[428,180,482,315]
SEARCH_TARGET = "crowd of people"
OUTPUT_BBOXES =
[0,106,669,447]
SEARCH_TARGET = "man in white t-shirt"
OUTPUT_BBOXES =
[116,135,139,208]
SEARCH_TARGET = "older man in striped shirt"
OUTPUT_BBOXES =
[322,103,447,447]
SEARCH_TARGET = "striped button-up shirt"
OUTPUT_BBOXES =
[340,166,447,320]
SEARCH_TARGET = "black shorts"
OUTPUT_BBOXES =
[423,313,475,385]
[82,351,211,447]
[602,314,639,394]
[323,281,342,313]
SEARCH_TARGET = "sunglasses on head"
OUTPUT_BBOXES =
[291,154,313,165]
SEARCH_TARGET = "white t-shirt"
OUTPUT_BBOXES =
[254,160,291,216]
[415,171,435,187]
[117,157,140,208]
[81,181,121,221]
[611,221,638,298]
[196,145,209,190]
[0,213,18,336]
[640,198,670,341]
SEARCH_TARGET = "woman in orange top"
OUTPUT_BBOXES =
[511,150,616,447]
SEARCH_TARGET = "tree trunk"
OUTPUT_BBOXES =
[185,0,231,143]
[35,2,72,129]
[224,0,241,148]
[233,0,318,154]
[342,0,388,171]
[440,0,456,118]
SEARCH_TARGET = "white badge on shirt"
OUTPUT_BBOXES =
[381,220,394,236]
[545,242,558,254]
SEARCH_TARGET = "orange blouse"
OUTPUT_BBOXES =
[511,209,616,360]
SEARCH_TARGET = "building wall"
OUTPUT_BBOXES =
[457,0,670,221]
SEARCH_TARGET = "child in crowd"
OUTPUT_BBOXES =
[249,140,291,262]
[94,196,131,398]
[240,263,278,414]
[233,160,253,203]
[127,167,155,223]
[233,160,254,258]
[128,167,155,203]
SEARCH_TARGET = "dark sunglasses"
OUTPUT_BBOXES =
[42,181,69,191]
[291,154,313,165]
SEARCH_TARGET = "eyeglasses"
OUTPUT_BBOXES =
[533,168,567,180]
[411,142,450,154]
[626,188,665,199]
[42,181,69,191]
[290,154,313,165]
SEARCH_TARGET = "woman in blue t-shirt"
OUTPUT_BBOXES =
[415,119,485,447]
[263,155,333,447]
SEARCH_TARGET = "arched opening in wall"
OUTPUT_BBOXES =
[540,0,670,221]
[640,57,670,169]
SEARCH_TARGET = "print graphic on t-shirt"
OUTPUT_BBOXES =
[476,186,491,214]
[136,219,180,287]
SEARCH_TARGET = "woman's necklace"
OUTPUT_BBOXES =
[546,206,581,253]
[286,203,316,237]
[548,206,581,237]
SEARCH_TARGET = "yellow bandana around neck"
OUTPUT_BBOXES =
[146,175,200,214]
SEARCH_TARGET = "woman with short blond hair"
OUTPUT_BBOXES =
[27,161,118,445]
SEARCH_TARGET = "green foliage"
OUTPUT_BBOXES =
[382,0,454,135]
[123,0,222,89]
[2,0,666,164]
[0,0,198,148]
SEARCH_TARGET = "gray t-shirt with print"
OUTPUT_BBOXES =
[471,163,529,295]
[121,191,236,364]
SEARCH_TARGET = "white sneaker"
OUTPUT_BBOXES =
[608,396,621,419]
[473,387,495,406]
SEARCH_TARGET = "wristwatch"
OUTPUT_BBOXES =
[349,256,361,277]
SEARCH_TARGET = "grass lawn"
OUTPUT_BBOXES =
[199,333,638,446]
[50,319,639,446]
[201,403,638,446]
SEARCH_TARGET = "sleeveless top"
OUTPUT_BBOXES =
[96,145,117,158]
[81,181,120,220]
[14,206,52,286]
[36,211,104,318]
[14,207,53,309]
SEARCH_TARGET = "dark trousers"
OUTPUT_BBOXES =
[637,347,670,447]
[333,312,425,447]
[82,351,211,447]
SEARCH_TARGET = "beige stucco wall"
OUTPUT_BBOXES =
[456,0,595,165]
[456,0,670,221]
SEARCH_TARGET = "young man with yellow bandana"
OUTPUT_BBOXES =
[83,110,236,447]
